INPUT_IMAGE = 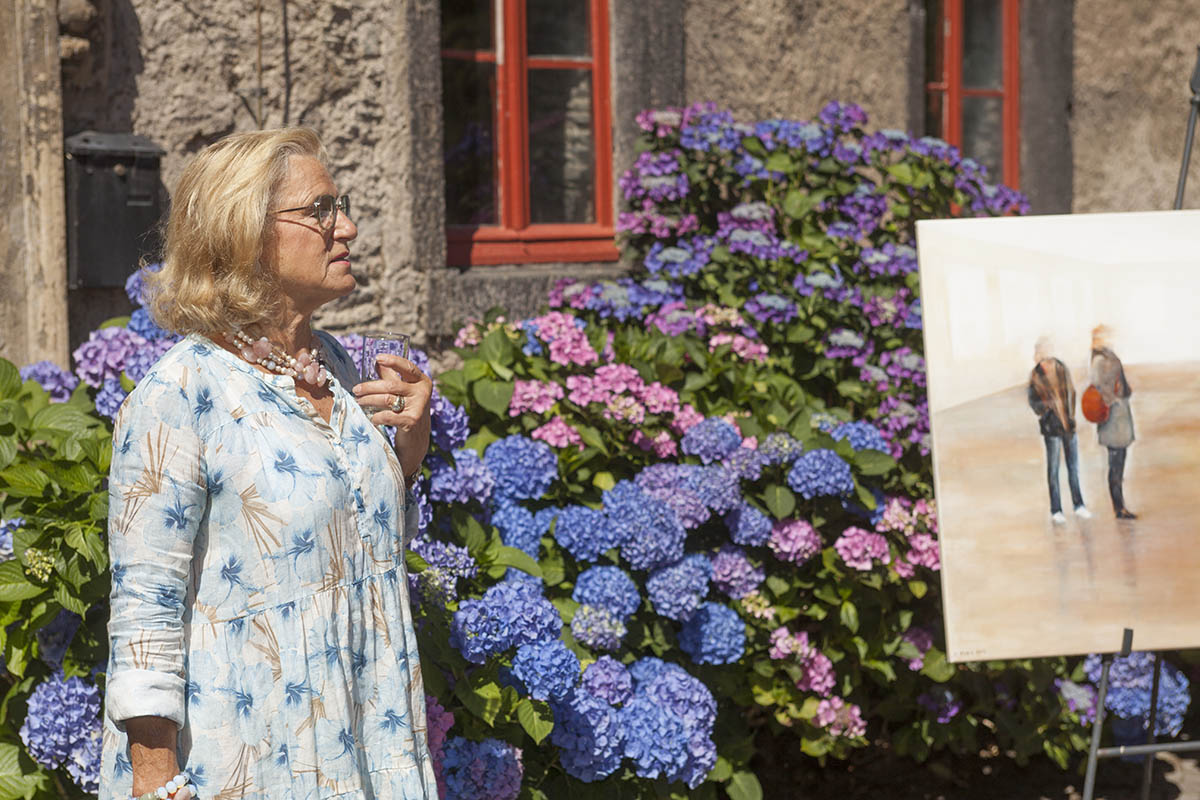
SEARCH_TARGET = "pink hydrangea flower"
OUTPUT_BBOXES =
[905,533,941,571]
[834,526,890,571]
[528,311,599,367]
[797,650,836,696]
[815,696,867,738]
[769,520,821,565]
[637,381,681,415]
[604,395,646,424]
[426,694,455,796]
[671,403,705,434]
[565,374,607,406]
[531,416,584,450]
[509,379,564,416]
[454,319,482,348]
[740,590,775,621]
[593,363,643,394]
[708,333,769,363]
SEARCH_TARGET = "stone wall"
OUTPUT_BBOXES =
[60,0,443,346]
[1072,0,1200,212]
[682,0,918,130]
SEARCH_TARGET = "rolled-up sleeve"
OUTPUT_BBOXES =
[106,376,206,728]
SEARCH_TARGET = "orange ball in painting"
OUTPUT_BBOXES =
[1081,384,1109,423]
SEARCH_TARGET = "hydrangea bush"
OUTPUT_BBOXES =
[0,101,1187,798]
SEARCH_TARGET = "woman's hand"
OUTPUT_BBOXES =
[353,353,433,478]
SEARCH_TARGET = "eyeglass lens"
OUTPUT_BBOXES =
[316,195,351,227]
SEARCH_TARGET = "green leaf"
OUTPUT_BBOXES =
[854,481,877,510]
[0,561,43,601]
[492,546,542,578]
[727,770,764,800]
[709,756,734,782]
[855,449,896,476]
[908,579,927,599]
[764,152,793,173]
[516,698,555,744]
[539,544,565,587]
[783,190,817,220]
[0,437,15,471]
[920,648,957,683]
[404,550,429,573]
[0,465,48,497]
[472,379,515,418]
[0,361,19,401]
[840,601,859,633]
[762,484,795,519]
[461,515,489,556]
[0,741,42,798]
[576,425,608,456]
[591,471,615,491]
[465,427,500,456]
[455,670,504,726]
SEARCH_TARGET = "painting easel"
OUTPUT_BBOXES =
[1083,45,1200,800]
[1081,629,1200,800]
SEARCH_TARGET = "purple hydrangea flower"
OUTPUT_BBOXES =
[72,326,144,388]
[19,673,101,772]
[605,481,686,571]
[19,361,79,402]
[722,446,767,482]
[769,519,822,565]
[409,537,478,603]
[93,377,128,420]
[582,656,633,706]
[122,337,177,383]
[709,546,765,599]
[441,736,523,800]
[571,605,627,652]
[429,449,495,506]
[743,293,798,325]
[36,610,80,668]
[431,391,470,451]
[917,688,962,724]
[643,237,717,279]
[450,581,560,663]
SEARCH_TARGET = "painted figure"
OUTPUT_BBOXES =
[1028,337,1090,524]
[1089,325,1137,519]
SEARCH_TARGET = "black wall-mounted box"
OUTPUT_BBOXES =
[64,131,167,289]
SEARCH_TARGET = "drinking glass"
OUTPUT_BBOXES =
[359,330,412,413]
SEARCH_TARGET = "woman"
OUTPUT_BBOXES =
[1089,325,1136,519]
[100,128,437,799]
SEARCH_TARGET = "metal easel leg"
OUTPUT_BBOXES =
[1083,628,1134,800]
[1140,653,1163,800]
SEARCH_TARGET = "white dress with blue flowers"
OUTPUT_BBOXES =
[100,334,436,800]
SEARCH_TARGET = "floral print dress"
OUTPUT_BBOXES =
[100,333,436,800]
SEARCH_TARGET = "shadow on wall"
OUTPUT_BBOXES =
[61,0,148,354]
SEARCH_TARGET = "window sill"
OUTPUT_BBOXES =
[446,225,620,266]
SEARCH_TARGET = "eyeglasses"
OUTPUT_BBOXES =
[271,194,350,230]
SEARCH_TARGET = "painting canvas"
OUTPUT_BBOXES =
[917,210,1200,662]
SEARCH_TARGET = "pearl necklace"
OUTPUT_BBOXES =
[225,330,330,388]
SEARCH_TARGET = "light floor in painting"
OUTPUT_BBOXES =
[933,361,1200,661]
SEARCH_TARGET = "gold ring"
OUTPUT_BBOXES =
[389,394,405,413]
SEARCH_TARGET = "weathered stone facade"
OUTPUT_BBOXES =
[4,0,1200,368]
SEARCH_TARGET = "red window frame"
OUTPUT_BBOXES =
[441,0,617,266]
[925,0,1021,189]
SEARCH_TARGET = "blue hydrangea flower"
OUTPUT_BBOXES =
[759,432,804,465]
[409,537,477,603]
[491,501,547,557]
[724,502,772,547]
[127,307,173,340]
[94,377,128,420]
[646,554,711,622]
[570,605,627,652]
[19,361,79,402]
[636,661,718,788]
[582,656,633,705]
[604,481,686,571]
[431,390,470,451]
[620,696,690,781]
[723,447,767,482]
[19,673,102,772]
[65,726,101,793]
[36,610,81,668]
[450,581,560,663]
[485,435,559,501]
[787,448,855,499]
[441,736,523,800]
[550,689,625,782]
[678,602,746,665]
[553,504,617,562]
[123,337,177,383]
[643,237,717,279]
[680,418,743,464]
[0,518,21,562]
[830,421,890,453]
[572,566,640,622]
[635,464,709,529]
[511,640,580,701]
[123,262,162,306]
[1083,652,1191,736]
[429,448,494,506]
[680,465,741,515]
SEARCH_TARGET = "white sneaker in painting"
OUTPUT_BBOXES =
[1074,506,1093,519]
[1052,511,1067,524]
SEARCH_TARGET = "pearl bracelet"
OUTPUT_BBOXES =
[131,773,193,800]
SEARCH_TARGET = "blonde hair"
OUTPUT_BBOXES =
[147,127,328,335]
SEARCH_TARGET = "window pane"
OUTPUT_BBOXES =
[528,69,594,223]
[442,0,492,51]
[924,0,944,84]
[527,0,590,58]
[442,59,498,224]
[961,95,1003,179]
[962,0,1002,89]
